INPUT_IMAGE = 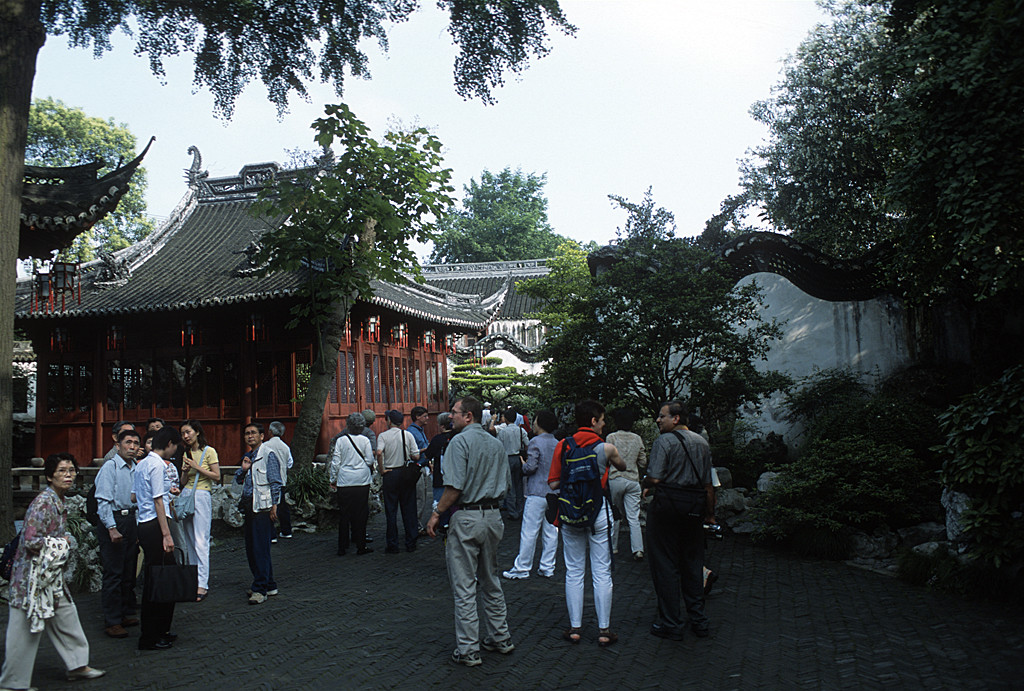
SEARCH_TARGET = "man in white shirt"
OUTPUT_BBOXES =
[265,421,293,540]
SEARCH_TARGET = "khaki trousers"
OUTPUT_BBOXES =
[0,600,90,689]
[445,508,510,654]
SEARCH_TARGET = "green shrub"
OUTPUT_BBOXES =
[752,436,929,558]
[784,368,870,442]
[937,364,1024,569]
[287,463,333,521]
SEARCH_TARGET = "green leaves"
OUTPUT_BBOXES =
[938,364,1024,567]
[729,0,1024,304]
[251,102,454,325]
[42,1,573,118]
[428,167,570,264]
[521,191,786,419]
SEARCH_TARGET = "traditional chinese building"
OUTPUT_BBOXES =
[13,149,506,464]
[422,259,550,373]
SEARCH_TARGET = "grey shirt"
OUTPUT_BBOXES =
[522,432,557,497]
[444,423,511,504]
[95,453,136,529]
[496,423,528,457]
[647,429,712,488]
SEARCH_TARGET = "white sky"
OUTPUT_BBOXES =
[31,0,828,258]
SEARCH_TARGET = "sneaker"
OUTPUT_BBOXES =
[280,534,293,539]
[248,592,267,605]
[271,538,278,544]
[481,638,515,654]
[633,551,645,562]
[502,570,527,580]
[450,649,482,667]
[538,571,555,578]
[267,589,279,596]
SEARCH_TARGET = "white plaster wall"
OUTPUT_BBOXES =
[484,350,546,376]
[740,273,912,446]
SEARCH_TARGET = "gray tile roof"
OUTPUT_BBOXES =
[14,172,504,330]
[420,260,551,320]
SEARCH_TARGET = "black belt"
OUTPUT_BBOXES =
[113,508,137,517]
[459,500,500,510]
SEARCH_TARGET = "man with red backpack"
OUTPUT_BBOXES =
[547,400,626,647]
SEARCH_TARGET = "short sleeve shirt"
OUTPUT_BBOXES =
[647,429,712,488]
[443,423,511,504]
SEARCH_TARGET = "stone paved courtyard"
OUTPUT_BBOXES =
[4,512,1023,690]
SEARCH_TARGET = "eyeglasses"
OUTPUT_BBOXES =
[54,468,77,476]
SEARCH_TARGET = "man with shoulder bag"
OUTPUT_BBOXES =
[644,400,716,641]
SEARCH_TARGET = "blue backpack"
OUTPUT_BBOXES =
[557,437,604,531]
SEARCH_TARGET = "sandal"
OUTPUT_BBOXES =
[196,591,208,602]
[562,627,582,644]
[597,629,618,647]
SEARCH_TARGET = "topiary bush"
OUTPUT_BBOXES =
[752,436,930,559]
[937,364,1024,570]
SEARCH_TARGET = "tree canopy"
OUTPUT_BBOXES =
[522,192,787,418]
[428,167,570,263]
[729,0,1024,303]
[41,0,575,117]
[27,97,153,261]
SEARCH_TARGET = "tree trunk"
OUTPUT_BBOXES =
[289,219,375,470]
[289,294,355,469]
[0,0,45,541]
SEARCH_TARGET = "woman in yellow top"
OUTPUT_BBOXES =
[180,420,220,601]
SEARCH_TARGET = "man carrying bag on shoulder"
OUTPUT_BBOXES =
[644,400,716,642]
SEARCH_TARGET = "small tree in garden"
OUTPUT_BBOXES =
[448,355,543,411]
[251,103,454,470]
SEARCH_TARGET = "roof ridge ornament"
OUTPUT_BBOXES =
[185,145,211,196]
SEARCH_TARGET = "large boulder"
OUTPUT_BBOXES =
[897,521,947,548]
[715,488,747,518]
[912,541,950,557]
[212,485,244,528]
[757,471,780,494]
[725,512,762,534]
[849,527,898,560]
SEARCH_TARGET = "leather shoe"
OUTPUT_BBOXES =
[121,617,139,627]
[650,622,685,641]
[138,639,172,650]
[163,632,178,642]
[104,624,128,638]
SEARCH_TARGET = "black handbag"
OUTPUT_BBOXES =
[400,430,422,486]
[144,548,198,603]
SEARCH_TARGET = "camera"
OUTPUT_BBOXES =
[703,522,724,540]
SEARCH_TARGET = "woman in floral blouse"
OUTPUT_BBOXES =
[0,453,105,688]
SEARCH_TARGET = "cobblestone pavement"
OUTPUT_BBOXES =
[5,513,1023,690]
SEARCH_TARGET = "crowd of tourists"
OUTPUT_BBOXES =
[0,396,717,683]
